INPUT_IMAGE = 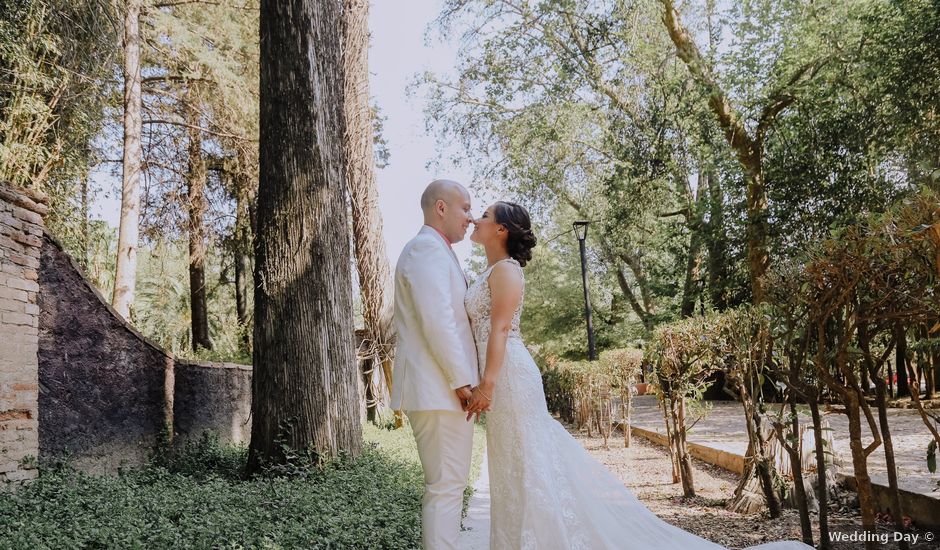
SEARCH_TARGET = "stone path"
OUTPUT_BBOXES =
[459,449,489,550]
[629,395,940,496]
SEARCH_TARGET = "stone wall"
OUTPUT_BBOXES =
[38,233,174,473]
[0,184,46,483]
[173,360,251,446]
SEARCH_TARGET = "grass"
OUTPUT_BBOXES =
[0,421,487,549]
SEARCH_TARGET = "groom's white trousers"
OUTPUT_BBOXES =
[407,410,474,550]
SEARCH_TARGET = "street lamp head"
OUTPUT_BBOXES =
[572,220,589,241]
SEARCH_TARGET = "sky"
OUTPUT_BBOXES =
[365,0,490,266]
[89,0,487,268]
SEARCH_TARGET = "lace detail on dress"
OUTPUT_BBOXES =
[464,258,524,367]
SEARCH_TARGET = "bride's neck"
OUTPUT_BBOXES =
[484,245,511,267]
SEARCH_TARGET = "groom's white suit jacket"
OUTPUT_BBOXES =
[391,226,480,412]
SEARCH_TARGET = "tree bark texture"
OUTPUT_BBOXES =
[112,0,143,319]
[342,0,396,413]
[844,391,879,550]
[669,396,695,497]
[187,95,212,351]
[661,395,681,483]
[247,0,362,473]
[818,326,880,550]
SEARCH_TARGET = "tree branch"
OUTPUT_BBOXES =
[659,0,758,166]
[143,119,253,141]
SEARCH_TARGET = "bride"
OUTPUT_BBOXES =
[462,201,813,550]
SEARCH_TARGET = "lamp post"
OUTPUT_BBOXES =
[573,221,596,361]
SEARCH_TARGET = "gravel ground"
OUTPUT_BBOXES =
[566,423,940,550]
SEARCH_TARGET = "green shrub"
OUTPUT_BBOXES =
[541,349,643,423]
[152,431,249,481]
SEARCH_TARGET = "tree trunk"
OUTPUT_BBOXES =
[753,411,782,518]
[825,319,880,549]
[186,97,212,351]
[858,320,908,548]
[234,168,254,355]
[858,320,871,395]
[896,323,910,398]
[112,0,142,320]
[845,391,879,550]
[784,396,814,546]
[675,396,695,497]
[680,174,704,318]
[874,378,910,549]
[247,0,362,474]
[809,398,831,550]
[623,387,632,448]
[743,166,770,303]
[704,170,730,310]
[918,324,933,399]
[661,395,680,483]
[235,172,252,353]
[729,388,781,517]
[342,0,396,421]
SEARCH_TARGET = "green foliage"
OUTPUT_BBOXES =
[151,431,248,481]
[428,0,940,359]
[540,348,643,421]
[647,315,720,394]
[0,0,119,255]
[134,239,248,362]
[427,0,714,340]
[0,423,488,549]
[519,240,638,359]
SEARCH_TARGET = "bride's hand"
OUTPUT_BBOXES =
[465,383,494,418]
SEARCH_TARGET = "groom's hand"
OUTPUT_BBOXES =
[455,385,473,411]
[465,385,492,420]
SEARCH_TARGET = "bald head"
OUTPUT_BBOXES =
[420,179,473,243]
[420,179,467,214]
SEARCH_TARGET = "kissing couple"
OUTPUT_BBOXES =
[390,179,813,550]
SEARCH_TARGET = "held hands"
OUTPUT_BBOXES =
[465,380,494,421]
[455,385,473,410]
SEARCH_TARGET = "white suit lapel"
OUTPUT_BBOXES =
[422,226,469,288]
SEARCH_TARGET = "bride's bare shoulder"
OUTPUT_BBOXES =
[488,260,524,291]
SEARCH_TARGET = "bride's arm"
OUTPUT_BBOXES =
[467,262,523,415]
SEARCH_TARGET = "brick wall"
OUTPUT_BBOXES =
[0,184,46,483]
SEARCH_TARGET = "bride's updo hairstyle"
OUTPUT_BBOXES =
[492,201,537,267]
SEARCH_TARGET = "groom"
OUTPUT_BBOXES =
[390,179,479,550]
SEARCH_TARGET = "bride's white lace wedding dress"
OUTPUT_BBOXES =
[464,258,813,550]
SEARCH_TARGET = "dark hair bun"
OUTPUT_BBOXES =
[493,201,537,267]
